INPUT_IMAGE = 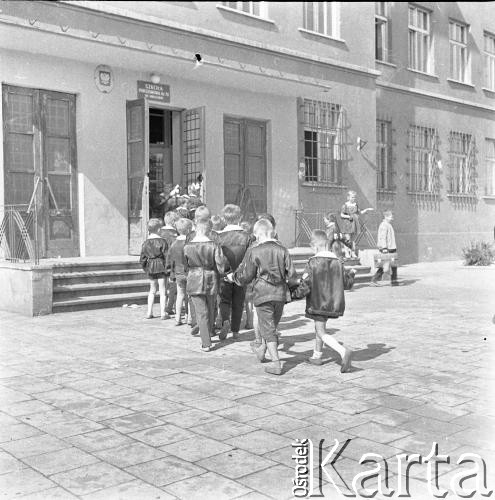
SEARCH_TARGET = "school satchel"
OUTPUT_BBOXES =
[374,251,398,270]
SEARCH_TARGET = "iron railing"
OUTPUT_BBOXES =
[0,204,39,264]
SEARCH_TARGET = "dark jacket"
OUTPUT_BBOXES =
[184,239,226,295]
[217,226,254,274]
[233,240,298,306]
[139,236,169,276]
[159,227,178,247]
[292,251,354,318]
[167,237,187,279]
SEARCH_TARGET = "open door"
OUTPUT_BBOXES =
[126,99,149,255]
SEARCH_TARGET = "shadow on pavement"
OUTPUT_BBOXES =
[351,343,395,361]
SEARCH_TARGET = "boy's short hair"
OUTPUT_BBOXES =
[253,218,274,239]
[211,215,226,231]
[194,205,211,222]
[257,213,276,228]
[310,229,328,248]
[148,218,163,234]
[195,219,213,235]
[164,211,180,227]
[240,221,252,233]
[331,239,345,258]
[176,218,193,236]
[221,204,242,225]
[383,210,393,218]
[347,190,357,198]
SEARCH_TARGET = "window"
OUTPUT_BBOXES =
[450,21,469,83]
[302,2,340,38]
[448,131,477,196]
[376,120,393,190]
[408,5,432,73]
[222,2,267,18]
[484,139,495,196]
[375,2,390,62]
[484,32,495,90]
[302,99,343,185]
[407,125,440,194]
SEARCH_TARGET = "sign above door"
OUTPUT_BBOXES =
[137,81,170,103]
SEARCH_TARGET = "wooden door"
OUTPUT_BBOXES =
[126,99,149,255]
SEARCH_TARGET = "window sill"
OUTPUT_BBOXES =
[482,87,495,95]
[377,189,397,194]
[302,182,347,190]
[447,78,475,88]
[216,5,276,24]
[298,28,345,44]
[446,192,477,199]
[407,191,440,196]
[376,60,397,68]
[482,195,495,199]
[407,68,439,79]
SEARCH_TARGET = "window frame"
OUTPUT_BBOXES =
[408,4,433,74]
[484,32,495,91]
[484,138,495,196]
[302,2,340,39]
[220,1,269,20]
[376,119,394,192]
[449,20,470,84]
[448,131,477,197]
[375,2,390,62]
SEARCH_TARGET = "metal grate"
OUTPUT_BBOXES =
[376,120,394,191]
[407,125,440,194]
[448,131,477,196]
[485,138,495,196]
[303,99,343,185]
[183,109,202,192]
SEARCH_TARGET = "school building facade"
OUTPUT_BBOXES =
[0,2,494,271]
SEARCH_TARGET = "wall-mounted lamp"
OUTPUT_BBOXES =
[150,73,161,84]
[357,137,368,152]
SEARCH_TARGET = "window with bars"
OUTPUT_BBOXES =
[407,125,440,194]
[485,139,495,196]
[182,108,204,193]
[222,1,267,18]
[484,32,495,91]
[302,99,343,185]
[375,2,390,62]
[450,21,469,83]
[302,2,340,38]
[448,131,477,196]
[376,120,393,191]
[408,5,432,73]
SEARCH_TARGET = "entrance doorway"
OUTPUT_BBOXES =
[2,85,79,258]
[126,99,204,254]
[224,117,267,220]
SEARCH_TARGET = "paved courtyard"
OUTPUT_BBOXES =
[0,261,493,500]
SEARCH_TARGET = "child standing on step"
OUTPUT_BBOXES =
[292,230,355,372]
[140,218,169,320]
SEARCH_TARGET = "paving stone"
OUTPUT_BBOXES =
[225,430,289,454]
[164,471,252,500]
[196,448,277,479]
[1,434,70,458]
[80,479,175,500]
[0,450,26,475]
[1,400,54,417]
[215,404,274,423]
[0,422,43,443]
[34,418,105,438]
[66,429,136,452]
[248,413,308,433]
[102,412,166,433]
[345,421,412,445]
[238,465,295,499]
[160,435,233,462]
[129,424,194,447]
[18,486,79,499]
[190,418,256,441]
[161,408,222,428]
[184,396,238,412]
[50,462,134,496]
[22,447,100,475]
[271,400,327,419]
[0,468,57,497]
[125,456,205,487]
[94,441,167,468]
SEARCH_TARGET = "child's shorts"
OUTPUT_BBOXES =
[148,272,167,280]
[305,313,339,322]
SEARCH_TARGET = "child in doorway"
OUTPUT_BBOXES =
[292,230,355,372]
[232,218,298,375]
[371,210,398,286]
[140,218,169,320]
[167,217,193,326]
[340,190,373,257]
[160,211,180,318]
[184,219,226,351]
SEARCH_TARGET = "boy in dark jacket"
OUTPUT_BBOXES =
[160,211,180,317]
[232,219,298,375]
[217,204,254,340]
[292,230,355,372]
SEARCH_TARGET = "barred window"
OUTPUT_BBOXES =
[302,2,340,38]
[448,131,477,196]
[485,139,495,196]
[407,125,440,194]
[222,1,268,18]
[484,32,495,91]
[183,108,203,190]
[375,2,390,62]
[302,99,343,185]
[376,120,393,191]
[450,21,469,83]
[408,5,432,73]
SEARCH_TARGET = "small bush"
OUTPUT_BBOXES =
[462,241,495,266]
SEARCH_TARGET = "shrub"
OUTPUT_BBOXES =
[462,241,495,266]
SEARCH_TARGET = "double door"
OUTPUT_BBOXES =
[2,85,79,258]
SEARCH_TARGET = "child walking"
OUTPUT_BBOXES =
[184,219,226,351]
[371,210,398,286]
[292,230,355,372]
[140,218,169,320]
[167,218,193,326]
[232,218,298,375]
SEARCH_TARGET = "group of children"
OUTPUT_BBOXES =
[139,198,396,375]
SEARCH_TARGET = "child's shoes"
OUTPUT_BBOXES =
[340,348,353,373]
[264,362,282,375]
[145,314,154,319]
[161,313,170,320]
[307,357,323,366]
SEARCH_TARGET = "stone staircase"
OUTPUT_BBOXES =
[51,249,373,313]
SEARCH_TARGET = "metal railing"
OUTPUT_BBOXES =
[0,204,39,264]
